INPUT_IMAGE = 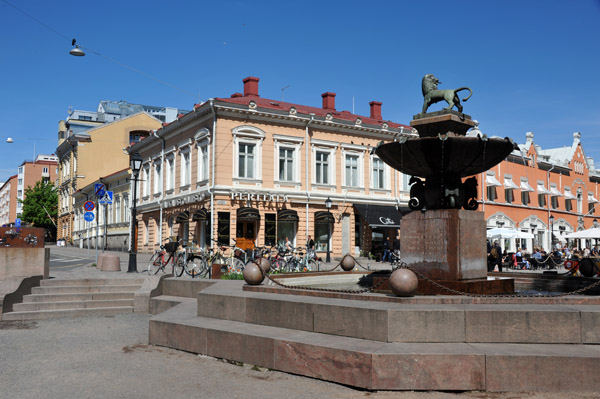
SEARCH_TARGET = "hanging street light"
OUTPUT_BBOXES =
[69,38,85,57]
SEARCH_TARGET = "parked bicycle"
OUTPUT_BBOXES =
[147,240,184,275]
[283,247,318,272]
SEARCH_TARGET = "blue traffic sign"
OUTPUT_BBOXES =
[15,218,21,228]
[98,191,113,205]
[84,201,95,211]
[84,211,95,222]
[95,183,105,197]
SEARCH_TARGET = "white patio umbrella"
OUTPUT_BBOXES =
[564,228,600,239]
[486,227,533,240]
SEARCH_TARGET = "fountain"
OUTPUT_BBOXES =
[374,74,516,294]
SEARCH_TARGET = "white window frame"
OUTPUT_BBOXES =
[341,144,366,189]
[165,154,175,192]
[232,125,265,182]
[115,195,121,223]
[370,155,389,191]
[274,134,303,185]
[180,147,191,189]
[195,128,211,184]
[311,139,337,187]
[153,160,162,195]
[142,165,150,198]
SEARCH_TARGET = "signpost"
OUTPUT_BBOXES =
[84,212,95,222]
[98,191,113,205]
[95,183,105,197]
[84,201,95,212]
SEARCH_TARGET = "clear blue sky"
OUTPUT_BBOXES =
[2,0,600,182]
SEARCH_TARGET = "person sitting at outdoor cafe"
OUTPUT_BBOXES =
[592,246,599,256]
[584,247,591,257]
[533,248,543,261]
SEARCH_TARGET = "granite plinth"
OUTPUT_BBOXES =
[410,110,476,137]
[372,275,514,295]
[401,209,488,281]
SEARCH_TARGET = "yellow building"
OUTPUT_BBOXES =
[129,77,414,259]
[56,113,162,242]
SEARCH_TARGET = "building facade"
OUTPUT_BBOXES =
[0,175,17,226]
[129,76,414,258]
[479,129,600,252]
[55,112,162,242]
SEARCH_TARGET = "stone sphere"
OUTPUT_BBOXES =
[256,257,272,274]
[389,269,418,297]
[243,262,264,285]
[340,254,356,271]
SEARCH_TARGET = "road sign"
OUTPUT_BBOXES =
[98,191,113,205]
[84,211,95,222]
[84,201,95,211]
[95,183,105,197]
[15,218,21,228]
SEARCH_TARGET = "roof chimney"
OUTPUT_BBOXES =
[369,101,382,120]
[321,92,336,110]
[243,77,260,97]
[573,132,581,145]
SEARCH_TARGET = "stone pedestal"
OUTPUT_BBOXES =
[401,209,487,281]
[410,110,476,137]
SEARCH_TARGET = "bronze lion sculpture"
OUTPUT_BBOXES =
[421,74,472,114]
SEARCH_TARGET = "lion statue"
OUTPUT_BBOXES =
[421,74,472,114]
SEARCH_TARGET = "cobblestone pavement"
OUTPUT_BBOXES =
[0,313,596,399]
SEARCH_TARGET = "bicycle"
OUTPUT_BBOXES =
[284,247,318,272]
[222,240,246,273]
[183,241,210,278]
[147,240,183,276]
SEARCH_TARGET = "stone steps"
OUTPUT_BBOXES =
[4,278,142,320]
[149,297,600,392]
[147,279,600,392]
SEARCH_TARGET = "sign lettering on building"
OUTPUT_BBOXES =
[230,192,288,203]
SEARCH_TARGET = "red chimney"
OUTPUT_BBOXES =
[369,101,382,120]
[243,76,260,97]
[321,92,336,110]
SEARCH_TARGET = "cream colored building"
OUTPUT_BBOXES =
[56,112,162,242]
[129,77,414,259]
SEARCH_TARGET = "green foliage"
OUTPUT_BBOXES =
[20,180,58,233]
[220,272,244,280]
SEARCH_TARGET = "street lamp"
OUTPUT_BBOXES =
[127,153,143,273]
[549,214,555,250]
[325,197,332,263]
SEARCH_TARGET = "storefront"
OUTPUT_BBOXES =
[353,204,407,256]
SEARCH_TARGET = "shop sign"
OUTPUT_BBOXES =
[379,216,395,225]
[169,193,205,207]
[230,191,288,203]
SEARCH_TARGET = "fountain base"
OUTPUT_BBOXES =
[400,209,514,294]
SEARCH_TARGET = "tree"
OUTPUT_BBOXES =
[20,180,58,238]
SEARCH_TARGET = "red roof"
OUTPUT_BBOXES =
[215,95,410,130]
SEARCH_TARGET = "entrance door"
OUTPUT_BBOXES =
[236,221,256,250]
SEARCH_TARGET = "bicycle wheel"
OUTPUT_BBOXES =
[185,256,207,278]
[227,257,245,273]
[173,254,185,277]
[147,252,163,275]
[198,258,210,278]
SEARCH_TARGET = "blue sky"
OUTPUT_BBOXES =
[1,0,600,182]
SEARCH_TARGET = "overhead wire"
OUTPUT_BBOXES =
[1,0,198,99]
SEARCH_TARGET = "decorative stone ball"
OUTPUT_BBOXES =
[256,257,272,275]
[243,262,264,285]
[389,268,418,297]
[340,254,356,271]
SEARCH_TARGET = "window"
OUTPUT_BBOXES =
[115,196,121,223]
[123,194,129,222]
[315,222,330,252]
[166,156,175,191]
[217,212,230,245]
[565,198,572,212]
[154,162,162,195]
[142,166,150,197]
[232,125,265,181]
[551,196,559,209]
[538,194,546,207]
[180,149,191,187]
[238,143,255,178]
[577,190,583,214]
[43,167,48,174]
[278,147,294,181]
[316,151,329,184]
[487,186,497,201]
[345,154,359,187]
[505,188,514,204]
[372,157,385,190]
[198,144,209,182]
[264,214,276,246]
[401,173,411,192]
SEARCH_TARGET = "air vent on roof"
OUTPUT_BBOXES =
[269,102,280,106]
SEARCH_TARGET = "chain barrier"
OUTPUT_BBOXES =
[262,255,600,298]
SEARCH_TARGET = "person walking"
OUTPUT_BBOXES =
[382,236,391,263]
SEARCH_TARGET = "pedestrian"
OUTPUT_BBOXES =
[306,235,315,259]
[382,236,391,263]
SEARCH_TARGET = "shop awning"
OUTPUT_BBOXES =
[564,190,576,199]
[237,207,260,221]
[315,211,335,224]
[353,204,407,228]
[537,183,550,195]
[175,211,190,223]
[192,208,209,221]
[503,177,519,190]
[520,181,535,192]
[485,175,502,187]
[550,187,563,197]
[588,194,599,204]
[277,209,299,222]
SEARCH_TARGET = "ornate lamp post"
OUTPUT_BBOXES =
[127,153,143,273]
[325,197,332,263]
